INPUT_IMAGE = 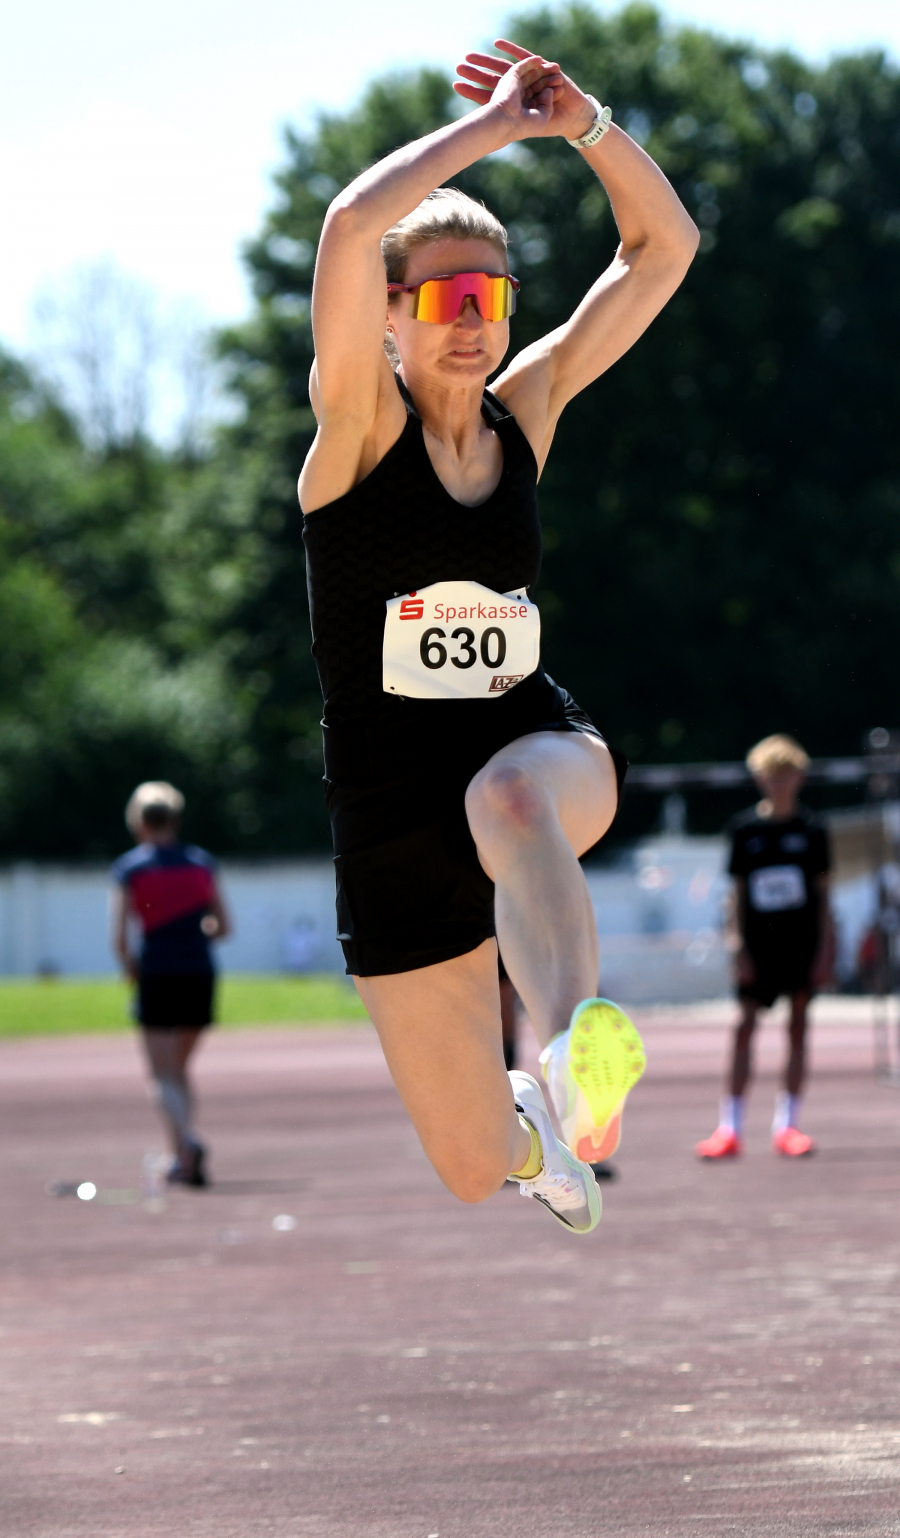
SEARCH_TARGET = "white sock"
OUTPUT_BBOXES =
[772,1092,800,1133]
[720,1095,744,1135]
[155,1076,193,1144]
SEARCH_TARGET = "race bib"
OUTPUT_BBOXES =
[748,864,807,912]
[383,580,540,701]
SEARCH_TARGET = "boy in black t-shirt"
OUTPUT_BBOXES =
[696,736,833,1160]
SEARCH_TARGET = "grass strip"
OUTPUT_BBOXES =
[0,973,367,1038]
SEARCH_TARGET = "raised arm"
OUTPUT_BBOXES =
[460,43,699,468]
[299,53,567,513]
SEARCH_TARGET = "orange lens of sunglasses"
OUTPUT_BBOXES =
[388,271,519,323]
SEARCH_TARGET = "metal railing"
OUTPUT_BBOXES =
[625,753,900,792]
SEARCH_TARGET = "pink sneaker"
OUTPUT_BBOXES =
[695,1126,743,1160]
[773,1126,815,1157]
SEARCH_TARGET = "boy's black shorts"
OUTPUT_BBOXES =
[739,947,817,1009]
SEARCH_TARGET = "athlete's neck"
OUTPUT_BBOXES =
[398,368,502,507]
[398,367,489,455]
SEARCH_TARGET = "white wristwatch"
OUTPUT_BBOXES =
[566,95,613,150]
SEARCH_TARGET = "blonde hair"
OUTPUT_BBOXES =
[382,188,509,364]
[125,780,185,836]
[746,734,810,776]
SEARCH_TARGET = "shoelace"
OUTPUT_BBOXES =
[518,1167,584,1209]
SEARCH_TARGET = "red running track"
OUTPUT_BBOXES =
[1,998,899,1537]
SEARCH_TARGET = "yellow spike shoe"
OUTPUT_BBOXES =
[539,999,646,1165]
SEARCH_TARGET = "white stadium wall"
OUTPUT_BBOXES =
[0,832,882,1005]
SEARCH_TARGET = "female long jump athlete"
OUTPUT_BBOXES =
[300,40,698,1233]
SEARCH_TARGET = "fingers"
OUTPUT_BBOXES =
[494,38,538,61]
[453,43,563,117]
[531,85,556,116]
[462,48,561,81]
[454,51,562,108]
[463,51,513,75]
[457,62,506,89]
[452,82,492,104]
[494,38,530,59]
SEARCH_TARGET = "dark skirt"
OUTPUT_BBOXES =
[137,972,215,1029]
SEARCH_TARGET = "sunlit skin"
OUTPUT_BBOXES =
[386,237,511,506]
[300,38,698,1198]
[727,764,834,1101]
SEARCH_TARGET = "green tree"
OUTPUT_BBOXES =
[213,1,900,848]
[0,354,246,858]
[5,4,900,857]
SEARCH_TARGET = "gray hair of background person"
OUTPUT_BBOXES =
[125,781,185,836]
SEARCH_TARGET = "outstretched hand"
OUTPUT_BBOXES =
[453,38,596,142]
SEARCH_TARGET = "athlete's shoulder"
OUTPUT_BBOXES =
[481,384,513,423]
[728,806,764,836]
[110,843,155,883]
[182,843,216,871]
[489,355,554,473]
[482,380,540,476]
[300,366,412,516]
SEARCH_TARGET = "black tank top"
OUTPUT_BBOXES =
[303,374,545,711]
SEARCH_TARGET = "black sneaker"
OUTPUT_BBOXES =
[183,1142,208,1187]
[168,1142,208,1188]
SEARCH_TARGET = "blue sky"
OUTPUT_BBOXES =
[2,0,898,352]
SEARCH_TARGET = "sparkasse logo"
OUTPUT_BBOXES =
[400,592,424,620]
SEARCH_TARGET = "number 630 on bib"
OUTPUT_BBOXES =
[383,579,541,701]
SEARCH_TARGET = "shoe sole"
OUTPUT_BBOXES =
[510,1072,601,1235]
[567,1000,646,1161]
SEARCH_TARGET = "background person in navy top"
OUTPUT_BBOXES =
[696,737,834,1162]
[110,781,231,1187]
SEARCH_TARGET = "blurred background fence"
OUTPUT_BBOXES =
[3,801,897,1003]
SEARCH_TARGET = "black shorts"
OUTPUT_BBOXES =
[739,952,817,1010]
[322,674,626,977]
[137,972,215,1029]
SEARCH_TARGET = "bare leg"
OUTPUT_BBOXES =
[785,990,811,1095]
[499,972,519,1070]
[141,1027,204,1158]
[355,939,531,1202]
[465,732,618,1048]
[353,732,616,1206]
[729,998,759,1098]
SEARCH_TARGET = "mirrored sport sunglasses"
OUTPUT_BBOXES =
[386,270,520,324]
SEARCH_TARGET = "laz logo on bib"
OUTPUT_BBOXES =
[748,864,807,913]
[383,580,540,701]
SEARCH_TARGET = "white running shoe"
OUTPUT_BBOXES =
[539,998,646,1165]
[508,1071,601,1235]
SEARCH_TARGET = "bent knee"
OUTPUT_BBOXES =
[438,1152,510,1205]
[466,762,547,839]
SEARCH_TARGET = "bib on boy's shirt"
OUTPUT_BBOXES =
[747,864,807,912]
[383,580,540,701]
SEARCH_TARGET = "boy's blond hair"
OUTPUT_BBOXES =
[125,781,185,836]
[746,734,810,777]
